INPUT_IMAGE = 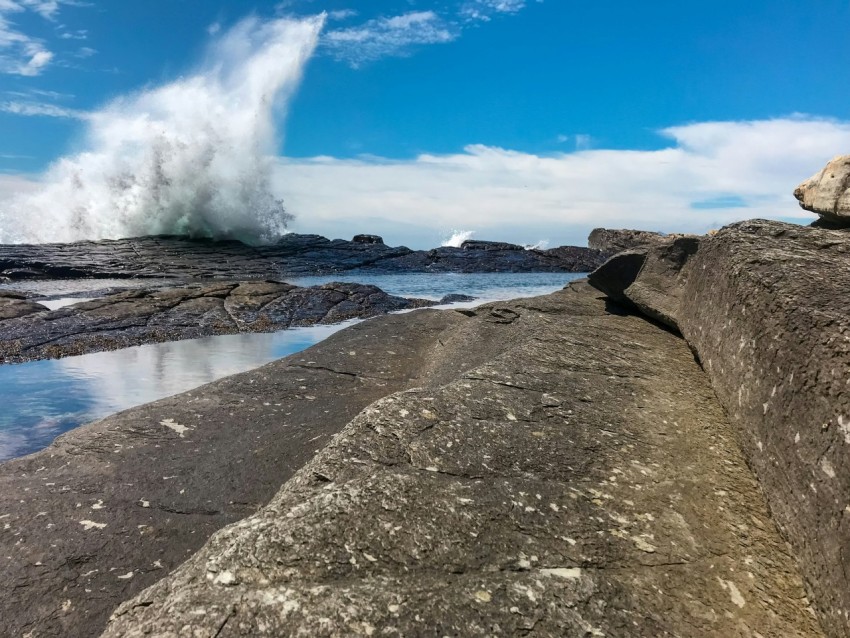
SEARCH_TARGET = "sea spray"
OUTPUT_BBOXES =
[442,229,475,247]
[0,15,325,245]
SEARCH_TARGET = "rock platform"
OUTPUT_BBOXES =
[0,233,606,282]
[0,281,437,363]
[2,219,847,637]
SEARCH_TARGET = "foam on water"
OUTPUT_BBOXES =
[0,16,324,245]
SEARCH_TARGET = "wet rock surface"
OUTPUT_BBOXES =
[99,283,821,637]
[590,219,850,637]
[0,233,606,283]
[0,281,435,363]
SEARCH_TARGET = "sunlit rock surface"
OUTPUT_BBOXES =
[100,283,821,637]
[590,219,850,636]
[795,155,850,227]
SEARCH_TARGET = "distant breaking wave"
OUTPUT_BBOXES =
[442,230,475,247]
[0,16,324,245]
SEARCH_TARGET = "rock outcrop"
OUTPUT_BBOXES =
[795,155,850,227]
[0,290,47,320]
[0,309,484,638]
[0,233,607,282]
[93,283,822,637]
[0,281,435,363]
[587,228,671,254]
[589,219,850,637]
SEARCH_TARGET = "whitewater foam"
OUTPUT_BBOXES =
[442,229,475,248]
[0,16,324,245]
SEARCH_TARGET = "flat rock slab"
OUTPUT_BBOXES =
[0,281,435,363]
[0,233,606,282]
[1,305,526,638]
[101,283,822,637]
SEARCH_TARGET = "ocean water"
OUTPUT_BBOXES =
[0,272,584,462]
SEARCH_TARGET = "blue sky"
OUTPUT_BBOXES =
[1,1,849,246]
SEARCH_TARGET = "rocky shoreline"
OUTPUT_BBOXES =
[0,281,445,363]
[0,233,607,283]
[0,217,847,636]
[2,165,850,638]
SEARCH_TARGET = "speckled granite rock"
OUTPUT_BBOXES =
[99,283,822,637]
[590,219,850,637]
[0,281,435,363]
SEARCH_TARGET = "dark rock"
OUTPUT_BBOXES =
[0,233,606,282]
[460,239,524,251]
[438,293,476,304]
[0,291,48,320]
[810,217,849,230]
[0,281,436,363]
[98,283,820,637]
[589,237,700,330]
[589,219,850,636]
[587,228,671,254]
[351,234,384,245]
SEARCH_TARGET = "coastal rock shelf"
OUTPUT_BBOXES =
[0,233,607,282]
[3,219,848,637]
[0,280,437,363]
[590,219,850,637]
[1,279,823,636]
[100,282,820,636]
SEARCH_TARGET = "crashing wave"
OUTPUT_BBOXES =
[0,15,324,245]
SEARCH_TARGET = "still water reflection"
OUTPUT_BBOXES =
[0,272,584,461]
[0,322,355,461]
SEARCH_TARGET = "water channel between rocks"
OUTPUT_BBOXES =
[0,272,585,461]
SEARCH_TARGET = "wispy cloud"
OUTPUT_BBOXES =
[0,0,89,75]
[459,0,528,22]
[0,98,84,117]
[58,28,87,39]
[321,0,538,67]
[323,11,458,66]
[0,10,52,75]
[327,9,357,22]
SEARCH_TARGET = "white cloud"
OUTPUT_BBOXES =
[1,116,840,248]
[19,0,60,20]
[58,28,87,39]
[328,9,357,21]
[270,117,842,247]
[323,10,459,66]
[73,44,93,57]
[460,0,527,21]
[0,98,83,117]
[0,0,86,75]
